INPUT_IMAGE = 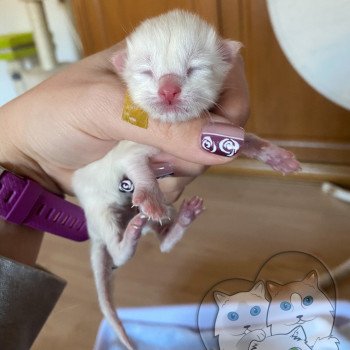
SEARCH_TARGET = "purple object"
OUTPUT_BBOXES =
[0,166,88,242]
[201,123,245,157]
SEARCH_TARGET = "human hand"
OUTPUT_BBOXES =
[0,42,249,264]
[0,42,249,200]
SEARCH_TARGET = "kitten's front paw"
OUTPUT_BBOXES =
[261,144,301,174]
[132,187,168,221]
[313,336,340,350]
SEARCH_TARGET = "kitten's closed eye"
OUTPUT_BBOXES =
[140,70,153,77]
[187,65,211,76]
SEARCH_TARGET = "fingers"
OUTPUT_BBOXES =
[105,107,245,166]
[71,46,249,167]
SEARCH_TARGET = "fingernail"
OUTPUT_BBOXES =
[119,178,134,193]
[151,162,174,179]
[201,123,245,157]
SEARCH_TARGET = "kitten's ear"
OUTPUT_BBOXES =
[304,270,319,287]
[110,48,128,74]
[251,281,266,298]
[289,325,307,341]
[214,291,230,307]
[266,281,281,298]
[219,40,243,63]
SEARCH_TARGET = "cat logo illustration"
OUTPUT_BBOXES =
[266,270,339,350]
[214,281,268,350]
[213,271,339,350]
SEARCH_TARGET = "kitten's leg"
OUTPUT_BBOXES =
[126,161,168,221]
[105,212,149,267]
[240,133,301,174]
[82,204,146,267]
[148,196,205,253]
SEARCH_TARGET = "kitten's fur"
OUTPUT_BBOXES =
[267,271,339,350]
[249,326,311,350]
[73,9,301,350]
[214,282,269,350]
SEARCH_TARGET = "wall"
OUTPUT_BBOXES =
[0,0,80,106]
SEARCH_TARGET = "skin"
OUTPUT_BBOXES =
[0,42,249,266]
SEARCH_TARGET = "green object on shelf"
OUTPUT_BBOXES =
[0,32,36,61]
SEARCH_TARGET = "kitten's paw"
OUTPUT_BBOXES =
[313,336,340,350]
[132,187,168,221]
[108,213,148,267]
[177,196,205,227]
[261,144,301,174]
[159,196,204,253]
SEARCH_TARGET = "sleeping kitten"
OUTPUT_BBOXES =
[266,270,339,350]
[73,9,300,350]
[249,326,311,350]
[214,281,269,350]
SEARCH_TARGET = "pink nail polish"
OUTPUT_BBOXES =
[151,162,174,178]
[201,123,245,157]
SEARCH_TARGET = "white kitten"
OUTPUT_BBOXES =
[112,10,241,123]
[73,9,301,350]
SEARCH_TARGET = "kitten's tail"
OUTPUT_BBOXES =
[91,240,135,350]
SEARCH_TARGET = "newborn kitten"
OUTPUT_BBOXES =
[73,9,300,350]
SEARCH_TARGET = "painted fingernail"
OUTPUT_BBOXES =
[151,162,174,179]
[201,123,245,157]
[119,178,134,193]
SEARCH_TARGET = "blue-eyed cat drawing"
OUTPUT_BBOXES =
[266,270,339,350]
[214,281,269,350]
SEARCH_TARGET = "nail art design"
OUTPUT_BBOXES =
[119,179,134,193]
[201,123,245,157]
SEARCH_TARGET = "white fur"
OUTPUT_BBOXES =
[117,10,241,122]
[73,9,300,350]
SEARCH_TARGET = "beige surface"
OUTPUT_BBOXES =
[33,174,350,349]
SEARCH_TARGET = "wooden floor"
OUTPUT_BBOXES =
[33,174,350,350]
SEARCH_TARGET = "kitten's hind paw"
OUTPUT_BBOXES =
[108,213,148,267]
[159,196,204,253]
[177,196,205,227]
[260,145,301,174]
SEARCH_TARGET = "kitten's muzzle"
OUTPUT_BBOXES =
[158,74,182,105]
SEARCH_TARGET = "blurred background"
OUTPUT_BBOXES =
[0,1,349,349]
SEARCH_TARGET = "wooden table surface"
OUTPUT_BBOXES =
[33,174,350,349]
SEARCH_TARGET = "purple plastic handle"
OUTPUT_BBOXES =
[0,170,88,242]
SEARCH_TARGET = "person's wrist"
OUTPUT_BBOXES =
[0,102,64,195]
[0,112,50,266]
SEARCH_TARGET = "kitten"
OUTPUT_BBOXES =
[214,281,269,350]
[249,326,311,350]
[266,270,339,350]
[73,9,300,350]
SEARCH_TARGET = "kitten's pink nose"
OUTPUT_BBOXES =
[158,74,181,105]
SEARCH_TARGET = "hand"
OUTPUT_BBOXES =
[0,42,249,263]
